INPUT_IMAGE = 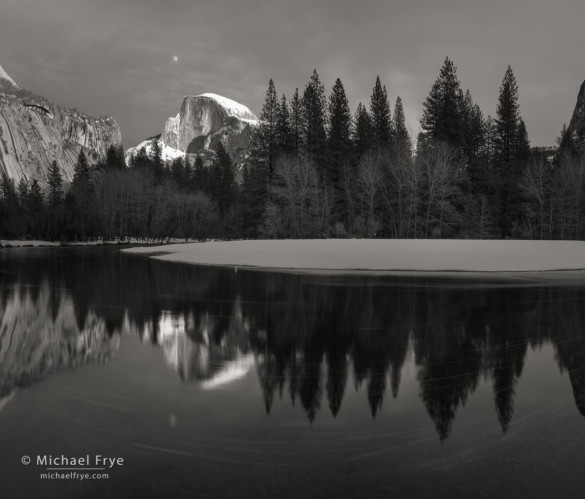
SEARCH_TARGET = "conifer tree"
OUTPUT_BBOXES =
[276,93,292,154]
[251,79,280,177]
[170,157,186,187]
[28,179,44,213]
[516,118,531,164]
[132,146,150,169]
[72,150,92,197]
[420,57,465,149]
[327,77,353,185]
[240,163,267,237]
[369,76,392,152]
[289,88,304,156]
[462,90,482,160]
[392,97,412,156]
[302,70,328,169]
[47,160,63,207]
[150,141,164,183]
[495,66,519,165]
[494,66,525,236]
[106,144,124,170]
[17,177,28,209]
[354,103,374,159]
[27,179,45,237]
[209,142,236,216]
[191,155,208,193]
[0,175,23,237]
[70,149,95,239]
[183,155,193,189]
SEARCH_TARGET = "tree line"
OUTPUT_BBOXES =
[1,57,583,241]
[243,59,581,240]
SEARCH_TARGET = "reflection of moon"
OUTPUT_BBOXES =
[172,56,179,62]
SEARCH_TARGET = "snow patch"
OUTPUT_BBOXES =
[126,138,184,164]
[124,239,585,273]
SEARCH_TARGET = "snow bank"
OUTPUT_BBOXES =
[123,239,585,273]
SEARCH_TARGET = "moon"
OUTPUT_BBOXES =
[172,56,179,63]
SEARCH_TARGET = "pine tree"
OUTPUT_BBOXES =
[420,79,442,146]
[106,144,124,170]
[17,177,28,209]
[494,66,525,237]
[276,93,292,154]
[183,155,193,190]
[251,79,280,177]
[0,175,23,237]
[289,88,304,156]
[209,142,235,215]
[516,118,531,164]
[72,150,92,197]
[392,97,412,156]
[28,179,44,213]
[191,155,208,193]
[170,157,186,187]
[302,70,328,168]
[420,57,465,149]
[354,102,374,159]
[495,66,519,165]
[369,76,392,152]
[47,160,63,207]
[327,77,353,185]
[27,179,45,237]
[240,163,267,237]
[70,149,95,239]
[150,141,164,183]
[132,146,150,169]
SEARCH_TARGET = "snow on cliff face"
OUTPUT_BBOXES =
[0,64,18,88]
[197,93,258,121]
[126,93,257,167]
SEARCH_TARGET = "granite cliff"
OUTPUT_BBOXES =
[126,93,257,167]
[566,80,585,150]
[0,64,122,184]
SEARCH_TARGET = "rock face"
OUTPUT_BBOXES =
[567,80,585,149]
[0,64,122,184]
[126,93,258,168]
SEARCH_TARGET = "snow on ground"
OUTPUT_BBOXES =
[123,239,585,273]
[0,240,61,248]
[0,238,205,248]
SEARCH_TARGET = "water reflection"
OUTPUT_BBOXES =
[2,247,585,441]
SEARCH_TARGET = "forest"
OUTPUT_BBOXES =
[0,57,583,242]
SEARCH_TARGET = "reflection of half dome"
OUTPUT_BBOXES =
[201,354,255,390]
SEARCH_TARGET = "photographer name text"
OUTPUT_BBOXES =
[36,455,124,468]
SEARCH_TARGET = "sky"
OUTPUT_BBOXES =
[0,0,583,148]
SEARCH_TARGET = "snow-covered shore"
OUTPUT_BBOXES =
[0,238,200,248]
[123,239,585,274]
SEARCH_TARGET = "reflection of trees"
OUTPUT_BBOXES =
[414,289,483,440]
[548,288,585,418]
[4,247,585,439]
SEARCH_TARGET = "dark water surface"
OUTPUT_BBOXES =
[1,247,585,498]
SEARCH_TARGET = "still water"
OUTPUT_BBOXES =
[1,247,585,498]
